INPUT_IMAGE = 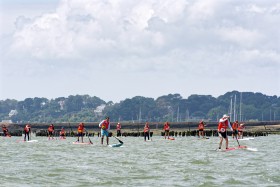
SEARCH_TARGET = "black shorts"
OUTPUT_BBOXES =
[199,129,204,132]
[48,131,53,135]
[165,130,169,133]
[78,132,84,137]
[219,131,227,139]
[232,130,238,135]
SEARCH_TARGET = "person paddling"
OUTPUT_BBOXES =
[48,124,55,140]
[232,120,239,139]
[198,120,206,138]
[238,123,245,139]
[218,114,233,150]
[144,122,150,141]
[163,121,170,139]
[116,122,122,137]
[99,116,110,145]
[24,124,31,141]
[60,127,66,139]
[2,125,11,137]
[77,123,85,143]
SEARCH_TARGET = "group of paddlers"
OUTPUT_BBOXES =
[2,124,32,140]
[2,114,245,149]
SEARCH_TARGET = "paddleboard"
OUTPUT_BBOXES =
[224,145,247,151]
[109,143,123,147]
[238,138,254,141]
[198,137,209,140]
[17,140,38,143]
[2,135,11,138]
[168,137,175,140]
[72,142,92,145]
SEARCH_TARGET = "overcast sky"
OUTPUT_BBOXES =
[0,0,279,103]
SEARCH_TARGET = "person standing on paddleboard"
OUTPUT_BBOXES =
[116,122,122,137]
[48,124,55,140]
[232,120,239,139]
[77,123,85,143]
[24,124,31,141]
[218,114,233,150]
[163,121,170,139]
[60,127,66,139]
[99,117,110,145]
[144,122,150,141]
[198,120,206,138]
[238,124,245,139]
[2,125,11,137]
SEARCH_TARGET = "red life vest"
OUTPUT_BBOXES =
[144,124,150,132]
[116,124,121,130]
[164,123,170,130]
[2,126,8,133]
[60,129,65,135]
[48,126,54,132]
[78,123,84,133]
[198,122,204,130]
[232,122,239,130]
[101,121,109,130]
[218,119,229,132]
[238,125,245,132]
[24,125,30,133]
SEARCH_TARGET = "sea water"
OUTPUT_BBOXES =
[1,135,279,187]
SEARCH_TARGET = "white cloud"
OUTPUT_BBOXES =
[217,26,263,47]
[0,0,279,102]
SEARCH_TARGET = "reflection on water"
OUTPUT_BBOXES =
[1,135,280,186]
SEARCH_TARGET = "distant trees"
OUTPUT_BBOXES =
[0,91,279,123]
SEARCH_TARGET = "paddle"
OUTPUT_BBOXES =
[234,134,241,147]
[29,129,32,140]
[85,130,93,144]
[68,123,73,136]
[113,136,123,144]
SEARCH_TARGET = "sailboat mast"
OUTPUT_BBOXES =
[230,96,233,120]
[239,92,242,121]
[139,107,142,123]
[177,106,179,122]
[233,94,236,121]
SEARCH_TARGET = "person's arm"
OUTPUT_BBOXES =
[98,120,104,127]
[107,123,110,130]
[227,121,233,131]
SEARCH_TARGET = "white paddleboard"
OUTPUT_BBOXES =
[27,140,38,143]
[238,137,254,141]
[72,142,92,145]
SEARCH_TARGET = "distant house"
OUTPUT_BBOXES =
[9,110,18,117]
[1,120,13,124]
[94,104,106,116]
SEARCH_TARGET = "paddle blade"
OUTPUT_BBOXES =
[114,136,123,144]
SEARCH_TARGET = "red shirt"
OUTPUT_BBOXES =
[164,122,170,131]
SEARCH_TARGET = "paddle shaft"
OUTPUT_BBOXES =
[113,136,123,144]
[68,123,73,135]
[85,130,93,144]
[235,134,241,147]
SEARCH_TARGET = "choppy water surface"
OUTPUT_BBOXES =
[1,135,280,187]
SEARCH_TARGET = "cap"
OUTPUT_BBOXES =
[223,114,229,118]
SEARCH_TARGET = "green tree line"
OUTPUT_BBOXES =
[0,91,279,123]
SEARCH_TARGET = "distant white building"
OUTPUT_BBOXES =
[94,104,106,115]
[9,110,18,117]
[1,120,13,123]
